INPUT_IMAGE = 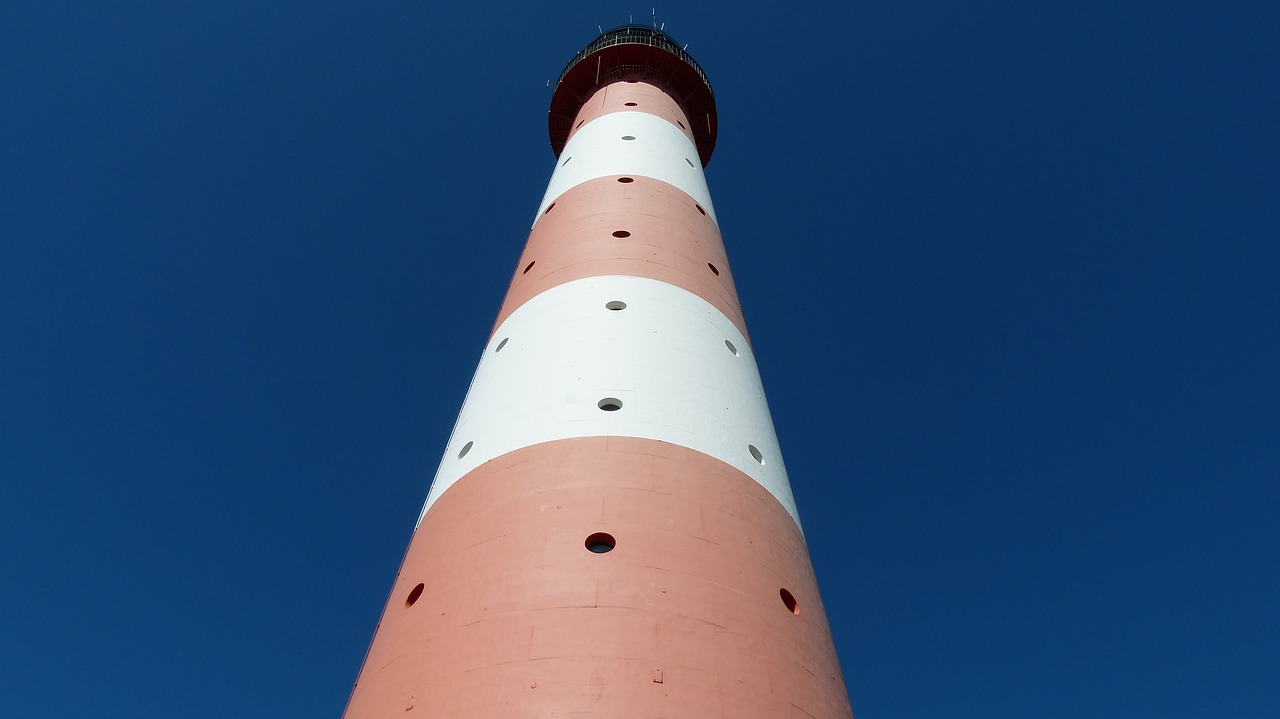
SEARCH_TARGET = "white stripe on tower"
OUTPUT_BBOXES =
[533,111,719,224]
[419,274,799,527]
[343,26,853,719]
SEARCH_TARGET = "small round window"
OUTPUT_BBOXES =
[586,533,616,553]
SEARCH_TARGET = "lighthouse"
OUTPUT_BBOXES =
[343,24,853,718]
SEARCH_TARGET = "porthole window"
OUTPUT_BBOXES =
[618,177,635,184]
[405,583,425,607]
[458,441,474,459]
[748,445,764,464]
[612,230,631,238]
[586,533,616,553]
[780,588,800,615]
[605,301,627,311]
[523,261,536,274]
[621,135,636,141]
[495,338,509,353]
[725,339,738,355]
[708,263,720,276]
[597,398,623,412]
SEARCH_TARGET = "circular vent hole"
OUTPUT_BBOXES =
[495,338,509,353]
[544,202,556,214]
[708,263,720,276]
[562,156,572,166]
[725,340,738,355]
[748,445,764,464]
[522,261,536,274]
[458,441,474,459]
[618,177,634,183]
[624,102,638,106]
[621,135,636,141]
[575,120,584,128]
[405,583,425,607]
[695,204,706,216]
[686,158,695,168]
[605,301,627,311]
[677,120,686,129]
[780,588,800,615]
[612,230,631,238]
[586,533,616,553]
[598,398,623,412]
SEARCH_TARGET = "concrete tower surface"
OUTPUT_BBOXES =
[343,25,853,718]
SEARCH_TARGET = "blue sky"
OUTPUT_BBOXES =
[2,2,1277,717]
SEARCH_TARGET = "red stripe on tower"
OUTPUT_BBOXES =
[343,24,854,719]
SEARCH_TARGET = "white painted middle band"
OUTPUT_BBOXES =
[419,275,798,529]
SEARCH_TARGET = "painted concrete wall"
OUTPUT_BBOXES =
[343,77,852,719]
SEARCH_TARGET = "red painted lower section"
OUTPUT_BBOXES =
[343,437,852,718]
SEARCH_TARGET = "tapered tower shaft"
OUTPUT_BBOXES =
[343,25,853,718]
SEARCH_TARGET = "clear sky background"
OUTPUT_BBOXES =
[2,2,1277,717]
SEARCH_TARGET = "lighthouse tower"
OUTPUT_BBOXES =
[343,25,853,718]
